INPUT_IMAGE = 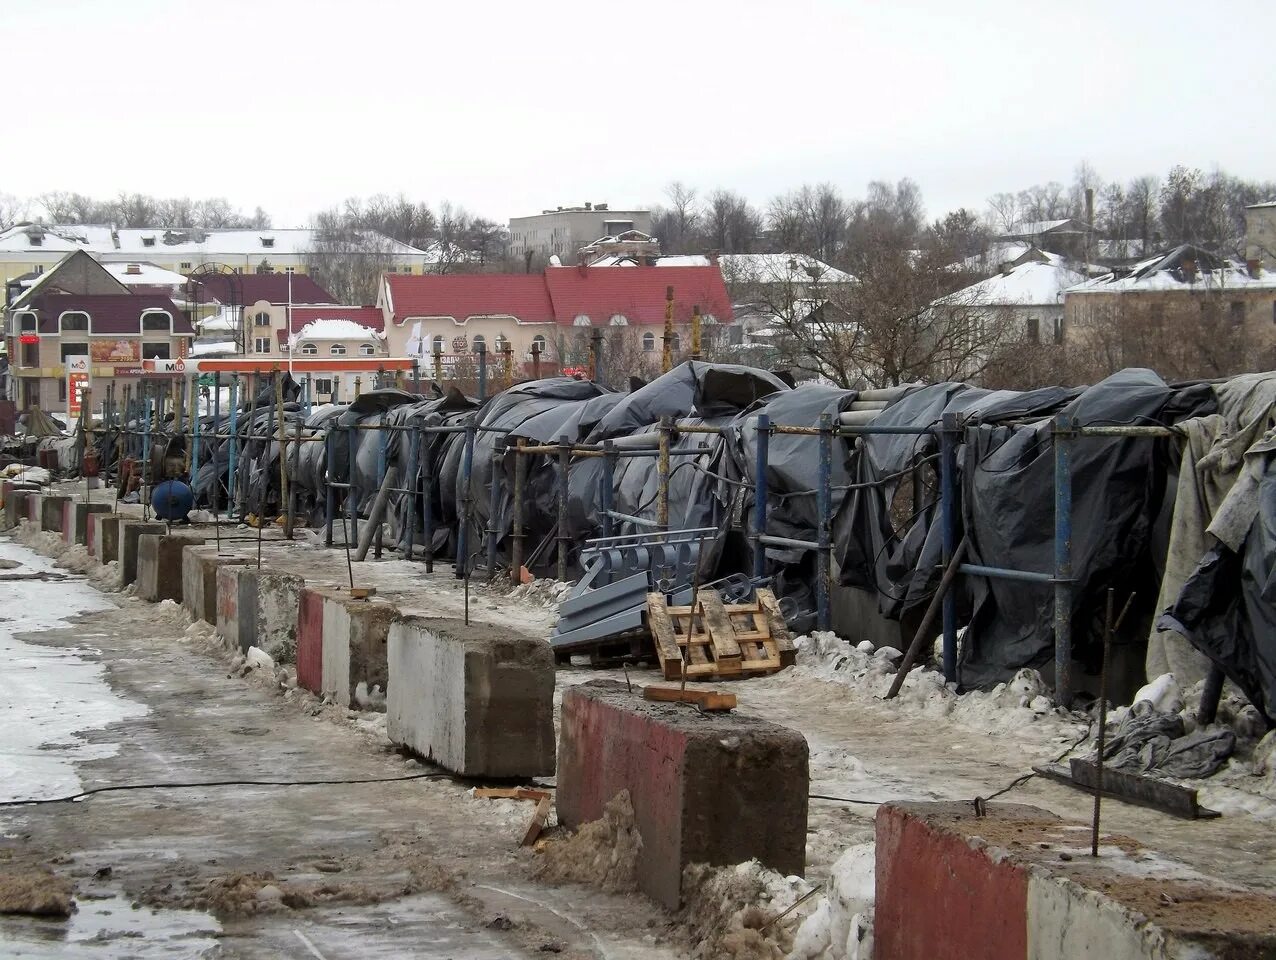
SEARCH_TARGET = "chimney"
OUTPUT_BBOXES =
[1247,257,1262,280]
[708,251,719,265]
[1000,262,1014,276]
[585,201,592,211]
[577,261,588,278]
[1182,258,1198,283]
[125,263,141,275]
[1084,188,1095,226]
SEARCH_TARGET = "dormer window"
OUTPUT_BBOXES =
[60,311,89,333]
[142,310,172,332]
[261,237,275,248]
[18,312,38,333]
[29,233,42,247]
[142,236,156,247]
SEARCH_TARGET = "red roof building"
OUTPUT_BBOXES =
[26,293,193,335]
[286,305,384,335]
[195,272,336,306]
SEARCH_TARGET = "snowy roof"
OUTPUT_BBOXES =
[1246,200,1276,210]
[0,224,431,259]
[191,339,239,357]
[948,242,1034,274]
[291,318,383,344]
[102,262,190,287]
[942,259,1086,307]
[1068,244,1276,293]
[998,218,1089,239]
[718,253,854,284]
[589,254,712,267]
[197,307,240,333]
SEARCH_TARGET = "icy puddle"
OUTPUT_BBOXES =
[1,892,220,958]
[0,538,141,803]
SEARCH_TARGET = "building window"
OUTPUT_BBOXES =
[142,236,155,247]
[472,334,486,352]
[300,342,317,355]
[1026,317,1040,343]
[670,333,681,352]
[609,314,628,326]
[1230,301,1245,325]
[254,310,271,327]
[530,334,546,354]
[58,379,66,401]
[432,335,445,354]
[254,337,271,353]
[573,315,591,327]
[359,344,375,356]
[232,267,243,274]
[399,266,412,275]
[284,266,294,274]
[180,261,192,270]
[18,312,37,332]
[60,342,89,362]
[330,344,346,356]
[314,378,334,396]
[642,332,656,352]
[494,334,508,354]
[1053,317,1064,344]
[60,311,89,333]
[141,342,170,360]
[142,311,171,331]
[261,237,275,248]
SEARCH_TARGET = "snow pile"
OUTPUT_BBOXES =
[354,680,386,711]
[0,465,51,485]
[791,844,875,960]
[507,578,574,609]
[677,860,813,960]
[535,790,641,892]
[1132,672,1185,714]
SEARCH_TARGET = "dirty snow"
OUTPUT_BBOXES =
[0,539,141,804]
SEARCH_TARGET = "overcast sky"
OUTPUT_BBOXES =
[7,0,1273,228]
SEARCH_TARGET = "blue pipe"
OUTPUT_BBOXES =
[1053,413,1074,707]
[816,413,833,631]
[141,397,153,506]
[346,424,358,545]
[226,377,240,519]
[487,435,502,580]
[477,345,487,402]
[959,563,1053,584]
[940,411,960,684]
[402,426,420,560]
[324,429,335,548]
[752,414,770,581]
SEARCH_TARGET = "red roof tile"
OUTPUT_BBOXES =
[383,266,732,327]
[543,265,732,325]
[384,273,554,325]
[194,273,336,305]
[29,293,193,335]
[286,305,384,334]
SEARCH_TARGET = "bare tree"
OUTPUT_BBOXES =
[0,193,26,230]
[649,181,701,254]
[304,209,397,304]
[703,189,760,253]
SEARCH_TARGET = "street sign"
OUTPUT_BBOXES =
[65,355,90,418]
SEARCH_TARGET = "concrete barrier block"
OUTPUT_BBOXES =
[62,501,111,546]
[3,488,38,529]
[216,565,256,653]
[27,495,40,524]
[90,513,124,564]
[296,587,398,706]
[136,532,206,602]
[387,616,554,779]
[253,570,303,662]
[557,679,808,909]
[119,520,168,586]
[874,802,1276,960]
[39,495,70,533]
[182,546,247,624]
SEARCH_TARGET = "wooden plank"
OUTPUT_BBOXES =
[1032,761,1218,820]
[647,593,685,675]
[521,795,553,845]
[643,686,737,711]
[697,590,743,665]
[756,588,797,665]
[474,787,551,802]
[350,586,377,599]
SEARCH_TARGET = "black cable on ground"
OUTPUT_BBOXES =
[0,771,455,808]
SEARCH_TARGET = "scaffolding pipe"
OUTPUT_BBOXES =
[556,433,571,582]
[487,436,503,581]
[1054,413,1075,707]
[816,412,833,631]
[601,440,617,540]
[657,415,671,531]
[510,438,526,583]
[456,424,476,580]
[940,412,960,684]
[752,414,770,580]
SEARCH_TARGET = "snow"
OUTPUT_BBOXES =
[102,261,190,287]
[942,259,1085,306]
[1070,260,1276,293]
[791,844,875,960]
[1131,672,1185,714]
[290,317,384,344]
[191,338,238,357]
[0,539,144,804]
[197,306,240,333]
[719,253,854,285]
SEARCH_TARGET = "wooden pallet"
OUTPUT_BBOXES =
[647,587,796,681]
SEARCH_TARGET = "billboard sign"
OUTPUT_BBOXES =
[91,339,141,363]
[65,354,90,418]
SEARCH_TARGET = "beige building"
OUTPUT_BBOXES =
[1245,201,1276,263]
[508,204,651,268]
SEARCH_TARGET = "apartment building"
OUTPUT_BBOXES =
[508,203,651,268]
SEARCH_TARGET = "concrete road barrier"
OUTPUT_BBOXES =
[27,495,41,524]
[874,801,1276,959]
[215,565,303,659]
[3,488,38,529]
[297,586,398,707]
[182,546,248,624]
[136,532,207,603]
[90,513,125,564]
[557,679,809,909]
[62,501,111,546]
[119,520,168,586]
[39,494,70,533]
[387,616,555,778]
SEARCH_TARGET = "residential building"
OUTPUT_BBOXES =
[508,204,651,268]
[1245,201,1276,263]
[1064,244,1276,377]
[378,264,731,376]
[717,253,855,346]
[3,251,194,414]
[193,273,336,357]
[0,223,434,287]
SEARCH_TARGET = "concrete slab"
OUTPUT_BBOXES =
[182,546,248,625]
[874,802,1276,960]
[296,586,398,707]
[216,565,257,654]
[39,494,70,533]
[26,494,41,524]
[3,488,38,530]
[90,513,125,564]
[214,566,302,660]
[120,520,168,586]
[136,532,207,603]
[387,616,555,779]
[557,679,809,909]
[62,500,112,546]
